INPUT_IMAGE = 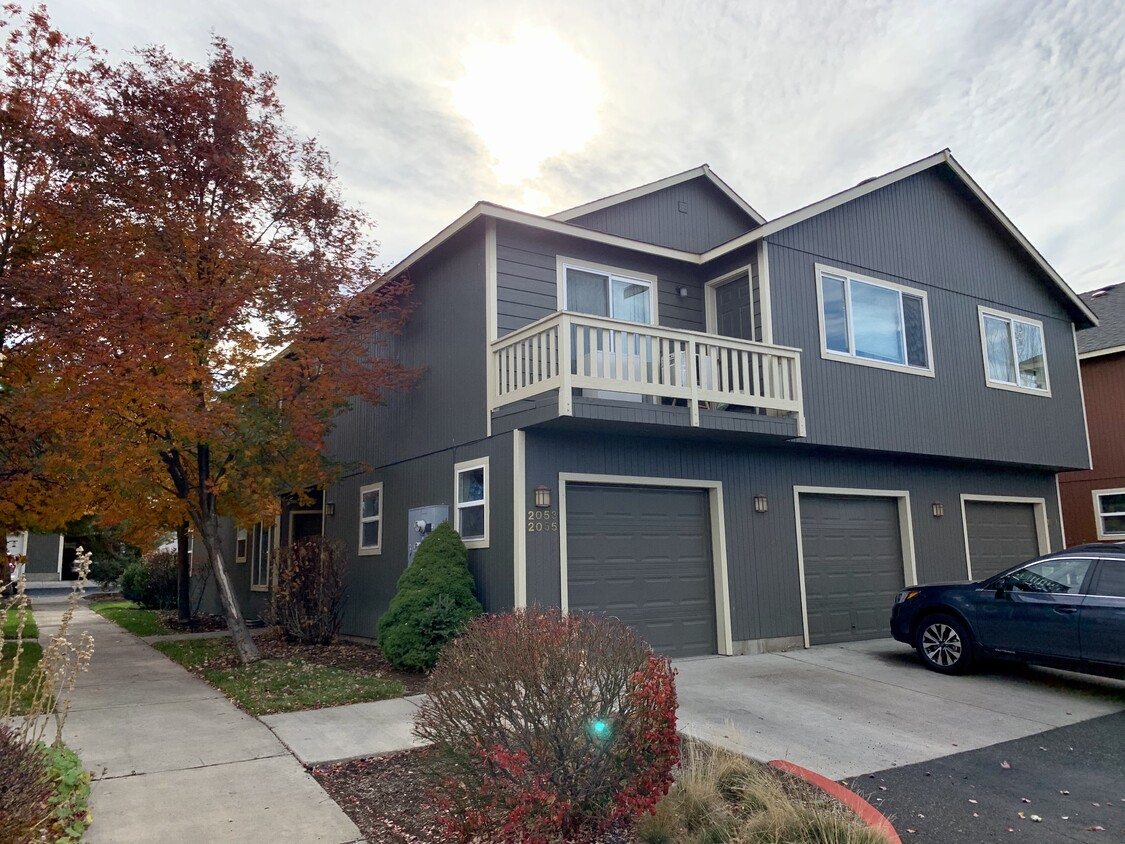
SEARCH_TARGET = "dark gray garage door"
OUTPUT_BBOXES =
[964,501,1040,581]
[800,494,905,645]
[566,484,716,658]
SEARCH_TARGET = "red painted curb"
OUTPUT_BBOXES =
[769,759,902,844]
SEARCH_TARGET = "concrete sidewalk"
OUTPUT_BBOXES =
[33,601,365,844]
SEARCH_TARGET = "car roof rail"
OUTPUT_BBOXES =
[1063,542,1125,554]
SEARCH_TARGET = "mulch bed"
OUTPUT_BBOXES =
[198,628,430,696]
[312,748,447,843]
[161,611,228,633]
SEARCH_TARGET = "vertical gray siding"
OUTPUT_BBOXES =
[495,222,706,337]
[568,177,757,252]
[324,223,489,467]
[523,429,1063,645]
[766,167,1088,469]
[322,432,515,640]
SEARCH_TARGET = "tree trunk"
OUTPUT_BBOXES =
[194,511,260,663]
[176,520,191,622]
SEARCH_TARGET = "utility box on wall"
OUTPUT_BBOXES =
[407,505,449,564]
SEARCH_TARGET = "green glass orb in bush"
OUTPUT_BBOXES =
[376,522,482,671]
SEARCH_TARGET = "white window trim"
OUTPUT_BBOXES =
[557,473,733,656]
[793,486,919,649]
[235,528,248,563]
[976,305,1051,397]
[358,482,384,556]
[6,531,28,558]
[556,256,660,325]
[1093,487,1125,541]
[250,518,279,592]
[454,457,490,549]
[814,263,934,377]
[958,494,1050,580]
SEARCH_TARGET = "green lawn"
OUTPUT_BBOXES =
[90,601,173,636]
[153,638,404,716]
[1,641,45,714]
[3,605,38,639]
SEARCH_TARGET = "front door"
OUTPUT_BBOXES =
[711,274,753,340]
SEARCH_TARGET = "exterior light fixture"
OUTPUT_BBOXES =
[677,286,689,298]
[932,502,944,518]
[324,502,336,517]
[534,485,551,509]
[753,495,768,513]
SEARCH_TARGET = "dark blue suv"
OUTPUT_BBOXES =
[891,544,1125,676]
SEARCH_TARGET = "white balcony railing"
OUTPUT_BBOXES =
[489,312,804,431]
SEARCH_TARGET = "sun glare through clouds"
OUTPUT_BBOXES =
[452,27,602,185]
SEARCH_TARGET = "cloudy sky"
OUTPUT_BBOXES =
[51,0,1124,291]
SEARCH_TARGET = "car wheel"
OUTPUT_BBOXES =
[915,613,974,674]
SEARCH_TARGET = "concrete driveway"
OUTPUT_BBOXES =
[675,640,1125,781]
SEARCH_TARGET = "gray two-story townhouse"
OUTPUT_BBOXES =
[215,149,1096,659]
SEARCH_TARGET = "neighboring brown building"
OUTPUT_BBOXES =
[1060,282,1125,545]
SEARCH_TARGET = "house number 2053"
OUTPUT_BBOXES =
[527,510,559,532]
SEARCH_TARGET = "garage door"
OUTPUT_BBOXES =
[800,494,905,645]
[964,501,1041,580]
[566,484,716,658]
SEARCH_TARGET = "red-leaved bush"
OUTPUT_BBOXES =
[413,607,679,842]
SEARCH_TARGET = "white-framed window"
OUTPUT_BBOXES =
[251,519,277,591]
[454,457,489,549]
[358,482,383,556]
[558,257,657,325]
[235,528,248,563]
[1094,488,1125,540]
[6,531,28,558]
[977,306,1050,395]
[815,264,933,376]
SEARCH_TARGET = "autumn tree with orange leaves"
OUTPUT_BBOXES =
[0,7,413,661]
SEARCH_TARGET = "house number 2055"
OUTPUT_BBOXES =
[527,510,558,532]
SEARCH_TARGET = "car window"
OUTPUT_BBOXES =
[1093,559,1125,598]
[1008,558,1093,594]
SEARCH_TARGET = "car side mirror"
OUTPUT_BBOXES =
[994,576,1011,597]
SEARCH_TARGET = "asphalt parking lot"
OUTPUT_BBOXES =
[674,639,1125,781]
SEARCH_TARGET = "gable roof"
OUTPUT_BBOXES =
[378,152,1096,329]
[699,150,1097,328]
[549,164,767,226]
[1076,283,1125,357]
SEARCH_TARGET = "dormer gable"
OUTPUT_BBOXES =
[550,165,763,253]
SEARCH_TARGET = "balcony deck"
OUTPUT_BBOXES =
[489,312,805,438]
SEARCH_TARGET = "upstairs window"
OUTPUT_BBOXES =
[816,265,932,375]
[559,259,656,325]
[978,307,1049,395]
[235,528,248,563]
[359,482,383,556]
[454,457,489,548]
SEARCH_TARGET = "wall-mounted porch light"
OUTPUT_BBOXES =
[324,501,336,517]
[932,502,944,518]
[534,485,552,509]
[753,495,768,513]
[677,286,689,298]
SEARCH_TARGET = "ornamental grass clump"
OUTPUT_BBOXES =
[413,607,680,842]
[377,523,482,671]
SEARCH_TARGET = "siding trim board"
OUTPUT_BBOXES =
[557,472,733,656]
[792,486,918,648]
[958,494,1049,580]
[513,429,528,607]
[486,219,498,436]
[758,241,774,344]
[1080,344,1125,360]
